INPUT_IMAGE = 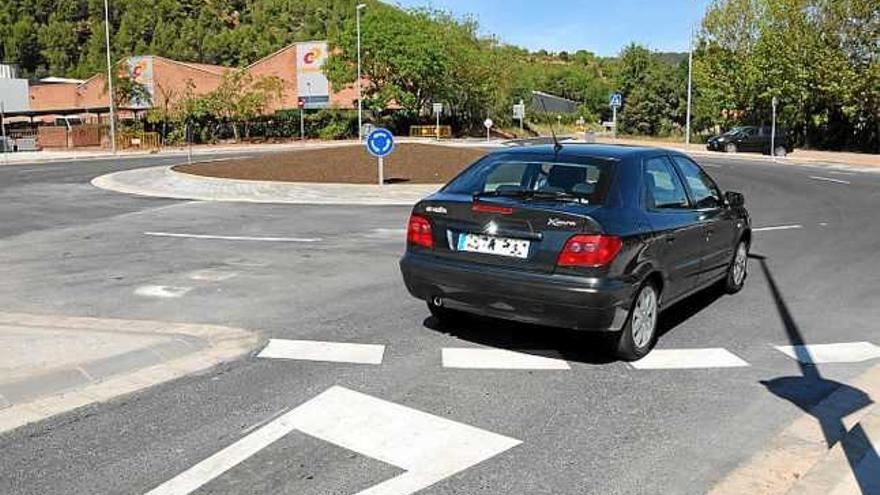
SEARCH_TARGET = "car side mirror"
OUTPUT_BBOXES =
[725,191,745,208]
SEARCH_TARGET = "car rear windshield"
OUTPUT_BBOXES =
[442,153,616,205]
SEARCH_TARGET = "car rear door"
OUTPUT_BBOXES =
[671,155,738,285]
[641,155,705,302]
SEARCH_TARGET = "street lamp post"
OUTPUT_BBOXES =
[356,3,366,141]
[685,25,694,149]
[103,0,117,154]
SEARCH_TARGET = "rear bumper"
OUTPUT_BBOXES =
[399,252,636,331]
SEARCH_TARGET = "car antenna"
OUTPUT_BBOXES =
[538,96,563,153]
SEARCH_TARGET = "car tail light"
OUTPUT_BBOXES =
[557,235,622,267]
[407,214,433,248]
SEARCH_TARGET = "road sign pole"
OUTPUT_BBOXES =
[771,97,778,162]
[1,100,8,164]
[378,156,384,186]
[612,106,617,140]
[435,112,440,141]
[300,108,304,141]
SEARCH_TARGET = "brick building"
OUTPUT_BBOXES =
[23,41,355,122]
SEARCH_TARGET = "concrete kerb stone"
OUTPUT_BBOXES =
[91,165,441,205]
[0,312,260,434]
[709,363,880,495]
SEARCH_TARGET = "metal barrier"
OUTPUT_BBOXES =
[116,132,161,150]
[409,125,452,139]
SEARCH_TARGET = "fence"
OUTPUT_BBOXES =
[116,131,161,150]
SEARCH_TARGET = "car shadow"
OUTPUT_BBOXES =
[421,283,726,365]
[751,253,877,493]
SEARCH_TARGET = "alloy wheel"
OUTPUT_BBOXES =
[631,286,658,348]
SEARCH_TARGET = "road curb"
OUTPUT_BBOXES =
[0,312,259,434]
[91,165,440,205]
[709,363,880,495]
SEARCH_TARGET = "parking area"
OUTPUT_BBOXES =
[0,151,878,495]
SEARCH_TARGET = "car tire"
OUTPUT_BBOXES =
[723,239,749,294]
[725,143,737,153]
[614,282,660,361]
[427,300,465,324]
[773,146,787,158]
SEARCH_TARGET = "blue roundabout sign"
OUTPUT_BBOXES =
[366,128,395,158]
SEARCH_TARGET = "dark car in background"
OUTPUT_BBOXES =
[707,126,790,156]
[399,144,751,360]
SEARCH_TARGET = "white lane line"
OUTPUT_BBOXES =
[631,348,750,370]
[257,339,385,365]
[442,348,570,370]
[144,232,322,243]
[145,386,521,495]
[753,224,804,232]
[187,269,238,282]
[774,342,880,364]
[134,285,193,298]
[809,175,851,185]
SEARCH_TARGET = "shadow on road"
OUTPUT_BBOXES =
[421,282,725,365]
[753,253,878,493]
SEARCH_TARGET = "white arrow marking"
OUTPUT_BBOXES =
[631,348,750,369]
[257,339,385,365]
[442,348,570,370]
[753,224,803,232]
[145,386,520,495]
[775,342,880,364]
[808,175,851,185]
[134,285,193,299]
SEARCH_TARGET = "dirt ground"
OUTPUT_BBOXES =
[174,143,490,184]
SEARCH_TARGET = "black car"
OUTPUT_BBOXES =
[399,144,751,360]
[706,126,790,156]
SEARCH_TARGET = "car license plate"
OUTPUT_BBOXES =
[457,233,530,258]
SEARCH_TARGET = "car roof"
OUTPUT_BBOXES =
[490,143,671,162]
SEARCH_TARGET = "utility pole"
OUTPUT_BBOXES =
[103,0,117,154]
[356,3,366,141]
[685,25,694,149]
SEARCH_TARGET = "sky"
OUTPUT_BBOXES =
[388,0,713,57]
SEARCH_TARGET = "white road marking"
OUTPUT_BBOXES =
[753,224,803,232]
[144,232,322,243]
[187,269,238,282]
[442,348,570,370]
[257,339,385,364]
[775,342,880,364]
[362,228,407,239]
[631,348,750,369]
[809,175,851,185]
[134,285,193,298]
[144,386,521,495]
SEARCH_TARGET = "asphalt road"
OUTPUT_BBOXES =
[1,151,879,495]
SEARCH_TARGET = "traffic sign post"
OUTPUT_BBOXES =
[483,118,493,142]
[513,100,525,132]
[433,103,443,140]
[298,98,306,141]
[771,98,777,160]
[609,92,622,140]
[366,128,395,186]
